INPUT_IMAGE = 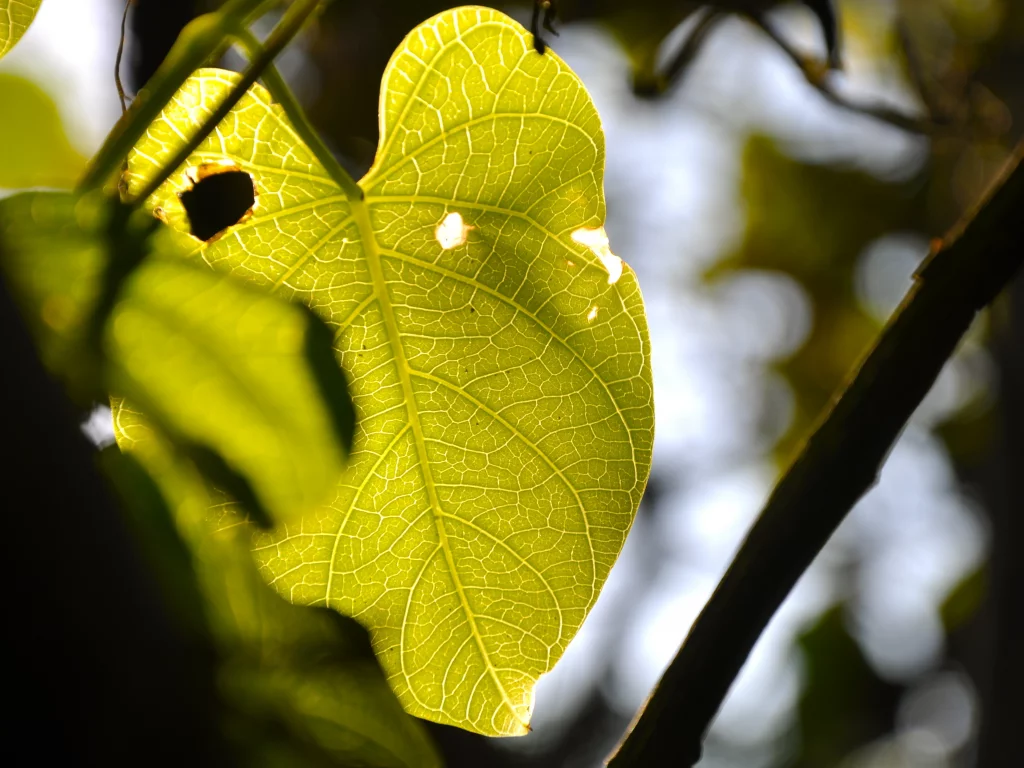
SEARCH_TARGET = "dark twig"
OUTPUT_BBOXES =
[608,142,1024,768]
[531,0,558,55]
[116,0,133,113]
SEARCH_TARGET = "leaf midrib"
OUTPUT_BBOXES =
[351,193,528,730]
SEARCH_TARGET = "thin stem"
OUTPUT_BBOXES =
[608,142,1024,768]
[130,0,323,206]
[231,28,363,201]
[77,0,270,193]
[115,0,132,114]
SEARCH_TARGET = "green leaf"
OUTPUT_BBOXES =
[0,191,355,526]
[107,255,355,524]
[112,403,441,768]
[0,73,87,188]
[0,0,41,59]
[125,6,654,735]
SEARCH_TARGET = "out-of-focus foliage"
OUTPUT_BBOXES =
[0,191,355,526]
[706,135,927,458]
[897,0,1024,180]
[693,2,1024,766]
[1,190,436,765]
[792,605,905,767]
[111,405,442,768]
[940,564,986,634]
[0,73,85,188]
[0,0,42,59]
[124,7,654,736]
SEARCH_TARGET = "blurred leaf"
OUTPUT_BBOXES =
[940,564,987,632]
[97,445,211,639]
[0,73,86,188]
[0,191,355,525]
[934,392,996,467]
[185,443,274,529]
[707,136,926,457]
[124,7,654,736]
[0,191,109,395]
[113,402,442,768]
[0,0,42,59]
[894,0,1024,224]
[794,605,904,767]
[107,256,355,523]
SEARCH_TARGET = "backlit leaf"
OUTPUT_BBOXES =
[125,7,654,735]
[0,0,42,59]
[0,191,354,526]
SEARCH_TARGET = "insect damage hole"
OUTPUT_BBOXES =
[435,211,473,250]
[571,226,623,284]
[179,163,257,242]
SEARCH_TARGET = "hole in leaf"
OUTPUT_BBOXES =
[571,226,623,284]
[179,164,256,241]
[435,211,473,249]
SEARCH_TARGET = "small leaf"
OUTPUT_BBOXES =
[126,7,654,735]
[0,0,42,59]
[0,191,355,525]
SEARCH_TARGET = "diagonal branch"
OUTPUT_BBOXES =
[608,141,1024,768]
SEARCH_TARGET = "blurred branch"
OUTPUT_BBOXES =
[747,14,936,135]
[633,10,727,97]
[608,141,1024,768]
[634,10,934,134]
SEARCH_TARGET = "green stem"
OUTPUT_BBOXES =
[231,28,364,201]
[77,0,273,194]
[130,0,323,206]
[608,141,1024,767]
